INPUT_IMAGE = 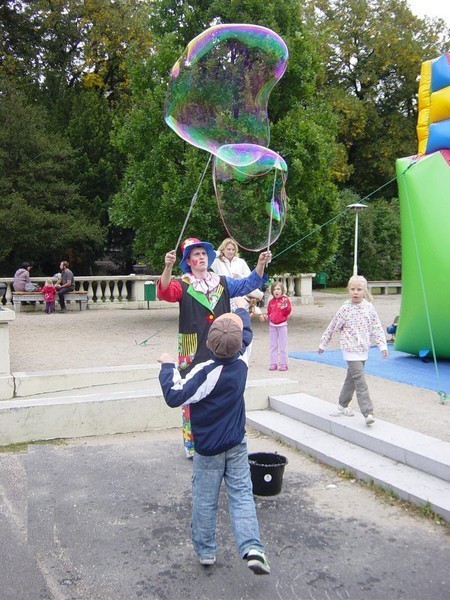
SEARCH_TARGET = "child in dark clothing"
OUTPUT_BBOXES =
[158,298,270,575]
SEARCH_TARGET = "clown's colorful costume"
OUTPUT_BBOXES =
[157,265,265,457]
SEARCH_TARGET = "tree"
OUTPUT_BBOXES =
[307,0,450,197]
[1,0,156,273]
[322,189,401,285]
[111,0,344,274]
[0,79,105,276]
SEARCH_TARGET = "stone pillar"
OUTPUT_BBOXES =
[129,275,144,301]
[294,273,316,305]
[0,307,15,400]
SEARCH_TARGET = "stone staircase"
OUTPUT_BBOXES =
[247,392,450,521]
[2,370,449,522]
[0,373,298,446]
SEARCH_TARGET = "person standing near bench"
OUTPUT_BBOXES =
[42,278,57,314]
[55,261,75,313]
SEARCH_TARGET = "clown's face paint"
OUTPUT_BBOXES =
[186,247,208,276]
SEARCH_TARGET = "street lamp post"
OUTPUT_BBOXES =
[347,203,368,276]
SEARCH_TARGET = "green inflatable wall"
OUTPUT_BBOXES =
[395,151,450,358]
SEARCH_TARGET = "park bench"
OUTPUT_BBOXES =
[367,280,402,295]
[12,291,89,312]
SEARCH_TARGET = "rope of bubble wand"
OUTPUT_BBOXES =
[174,153,213,254]
[271,173,400,261]
[267,168,277,255]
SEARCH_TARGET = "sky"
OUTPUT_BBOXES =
[407,0,450,25]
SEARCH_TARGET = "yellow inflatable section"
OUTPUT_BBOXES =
[417,53,450,154]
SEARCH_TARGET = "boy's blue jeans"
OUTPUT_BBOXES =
[191,438,264,560]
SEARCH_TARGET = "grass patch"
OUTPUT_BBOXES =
[0,439,67,453]
[315,287,347,294]
[336,467,449,528]
[338,468,356,480]
[365,479,448,528]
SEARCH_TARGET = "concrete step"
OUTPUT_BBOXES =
[12,364,161,397]
[0,377,299,446]
[268,393,450,481]
[247,395,450,521]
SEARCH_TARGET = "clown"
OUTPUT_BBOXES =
[157,237,271,456]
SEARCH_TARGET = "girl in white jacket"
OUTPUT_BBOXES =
[318,275,388,426]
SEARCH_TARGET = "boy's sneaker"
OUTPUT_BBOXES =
[246,549,270,575]
[199,556,216,566]
[279,364,288,371]
[269,364,277,371]
[338,405,354,417]
[365,414,375,426]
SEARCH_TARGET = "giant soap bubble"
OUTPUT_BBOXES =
[165,23,289,250]
[213,144,288,250]
[165,23,288,153]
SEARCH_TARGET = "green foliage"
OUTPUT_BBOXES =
[0,0,155,274]
[0,79,105,276]
[308,0,450,196]
[111,0,342,273]
[1,0,449,278]
[66,89,125,223]
[321,190,401,285]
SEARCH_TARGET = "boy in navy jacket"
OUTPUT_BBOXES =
[158,298,270,574]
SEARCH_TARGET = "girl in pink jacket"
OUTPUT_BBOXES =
[266,282,292,371]
[41,278,57,314]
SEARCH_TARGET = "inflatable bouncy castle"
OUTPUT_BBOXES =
[395,53,450,359]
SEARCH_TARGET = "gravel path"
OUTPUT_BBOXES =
[8,291,450,442]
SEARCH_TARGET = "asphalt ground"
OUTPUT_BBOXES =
[1,428,450,600]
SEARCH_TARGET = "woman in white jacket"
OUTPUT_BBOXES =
[211,238,251,279]
[211,238,264,311]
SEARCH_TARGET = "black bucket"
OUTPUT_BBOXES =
[248,452,288,496]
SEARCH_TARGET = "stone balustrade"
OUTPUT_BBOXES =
[271,273,316,305]
[0,275,161,310]
[0,272,316,309]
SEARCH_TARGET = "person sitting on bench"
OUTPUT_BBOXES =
[13,262,39,292]
[55,261,75,313]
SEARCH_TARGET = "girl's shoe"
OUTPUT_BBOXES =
[279,364,288,371]
[365,414,375,426]
[269,364,277,371]
[338,405,354,417]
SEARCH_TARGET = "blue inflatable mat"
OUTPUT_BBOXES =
[289,345,450,392]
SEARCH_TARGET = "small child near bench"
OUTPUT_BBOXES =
[41,278,57,314]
